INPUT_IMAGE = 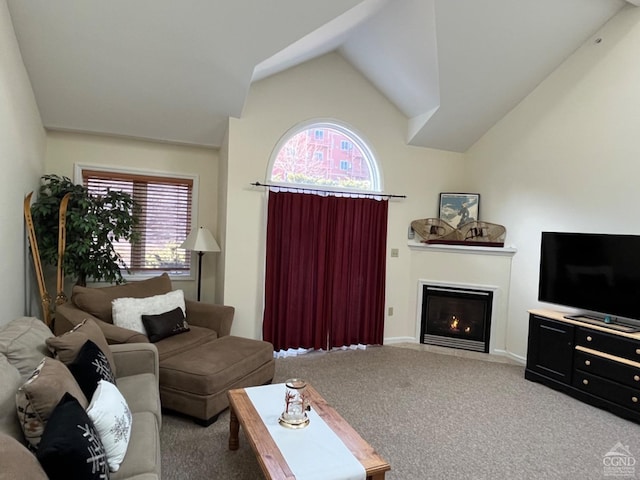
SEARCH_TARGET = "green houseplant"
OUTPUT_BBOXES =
[30,174,138,286]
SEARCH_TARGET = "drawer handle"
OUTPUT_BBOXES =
[637,348,640,355]
[584,360,591,366]
[583,379,589,385]
[586,336,593,342]
[633,397,638,403]
[635,375,640,382]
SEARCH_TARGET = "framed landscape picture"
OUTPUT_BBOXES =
[439,193,480,228]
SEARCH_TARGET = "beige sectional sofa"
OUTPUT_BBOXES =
[0,316,161,479]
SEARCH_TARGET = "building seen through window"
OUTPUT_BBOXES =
[269,121,379,191]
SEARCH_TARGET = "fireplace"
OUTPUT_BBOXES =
[420,285,493,352]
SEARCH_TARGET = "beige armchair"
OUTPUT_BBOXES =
[55,274,275,425]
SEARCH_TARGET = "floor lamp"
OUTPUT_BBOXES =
[180,226,220,301]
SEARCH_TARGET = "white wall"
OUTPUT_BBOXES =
[0,0,45,325]
[466,5,640,358]
[223,52,465,339]
[45,131,219,302]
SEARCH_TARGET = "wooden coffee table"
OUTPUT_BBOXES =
[228,384,390,479]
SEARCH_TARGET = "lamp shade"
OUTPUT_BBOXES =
[180,226,220,253]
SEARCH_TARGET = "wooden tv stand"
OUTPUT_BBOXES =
[525,309,640,424]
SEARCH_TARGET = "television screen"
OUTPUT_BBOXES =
[538,232,640,324]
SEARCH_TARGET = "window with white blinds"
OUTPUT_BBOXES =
[81,168,194,274]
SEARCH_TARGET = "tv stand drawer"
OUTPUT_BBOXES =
[573,370,640,412]
[575,327,640,362]
[574,350,640,389]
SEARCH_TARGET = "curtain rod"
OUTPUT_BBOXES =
[250,182,406,199]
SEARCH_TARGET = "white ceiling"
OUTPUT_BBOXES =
[7,0,632,152]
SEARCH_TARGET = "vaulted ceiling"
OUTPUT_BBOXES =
[7,0,634,152]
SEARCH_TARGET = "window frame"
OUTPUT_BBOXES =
[266,119,383,193]
[74,163,199,281]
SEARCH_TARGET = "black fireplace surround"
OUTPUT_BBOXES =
[420,285,493,353]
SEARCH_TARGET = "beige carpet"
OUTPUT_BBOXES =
[160,345,640,479]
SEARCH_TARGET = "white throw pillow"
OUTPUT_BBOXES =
[87,380,132,472]
[111,290,185,334]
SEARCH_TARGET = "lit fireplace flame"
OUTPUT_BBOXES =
[449,315,472,334]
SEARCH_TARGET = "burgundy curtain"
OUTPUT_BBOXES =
[263,190,388,352]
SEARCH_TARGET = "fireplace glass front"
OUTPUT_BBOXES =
[420,285,493,352]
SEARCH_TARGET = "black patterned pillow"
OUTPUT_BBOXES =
[67,340,116,401]
[141,306,190,342]
[36,392,110,480]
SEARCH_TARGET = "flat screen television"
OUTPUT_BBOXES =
[538,231,640,330]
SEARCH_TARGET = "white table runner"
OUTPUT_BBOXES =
[245,383,366,480]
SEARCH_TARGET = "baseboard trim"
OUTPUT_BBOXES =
[492,349,526,365]
[384,336,417,345]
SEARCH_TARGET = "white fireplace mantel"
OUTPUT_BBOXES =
[407,238,517,257]
[408,238,516,359]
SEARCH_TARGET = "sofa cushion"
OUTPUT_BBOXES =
[112,290,186,335]
[111,411,160,480]
[116,373,161,429]
[0,432,48,480]
[0,317,53,379]
[0,354,22,439]
[68,340,117,400]
[16,357,88,449]
[36,393,109,480]
[87,380,132,473]
[47,318,117,376]
[154,325,217,361]
[142,307,190,343]
[72,274,173,323]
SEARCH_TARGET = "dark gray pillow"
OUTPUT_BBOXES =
[36,393,109,480]
[141,307,189,343]
[67,340,116,401]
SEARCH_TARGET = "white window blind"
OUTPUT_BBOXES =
[82,169,193,274]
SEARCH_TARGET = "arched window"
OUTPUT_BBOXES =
[268,120,381,192]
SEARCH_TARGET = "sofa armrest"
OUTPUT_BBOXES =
[185,300,234,337]
[55,302,150,345]
[110,343,159,379]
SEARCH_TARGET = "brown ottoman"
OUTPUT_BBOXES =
[159,336,275,425]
